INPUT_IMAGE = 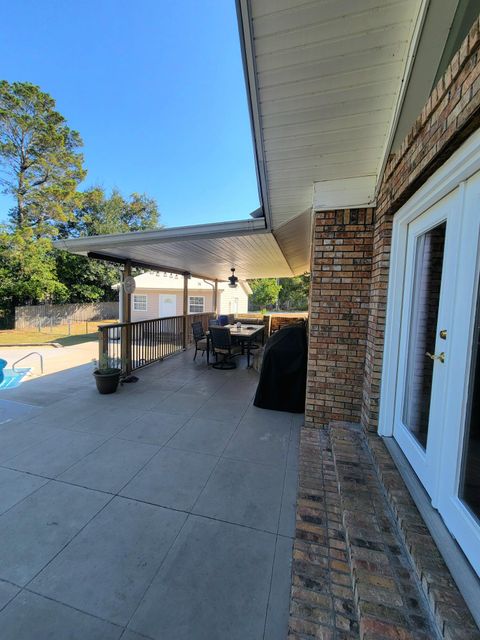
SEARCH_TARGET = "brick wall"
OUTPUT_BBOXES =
[361,15,480,431]
[306,17,480,431]
[305,209,374,426]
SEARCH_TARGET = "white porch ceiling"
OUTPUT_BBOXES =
[58,1,461,281]
[54,219,294,280]
[238,0,426,227]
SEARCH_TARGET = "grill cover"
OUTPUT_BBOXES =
[254,323,307,413]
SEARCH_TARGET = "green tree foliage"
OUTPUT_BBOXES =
[0,82,162,324]
[58,186,159,237]
[54,251,119,304]
[248,275,310,311]
[278,274,310,310]
[55,186,160,303]
[0,226,68,312]
[249,278,282,309]
[0,81,85,234]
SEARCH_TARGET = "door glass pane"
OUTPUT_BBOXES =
[403,222,446,448]
[460,276,480,520]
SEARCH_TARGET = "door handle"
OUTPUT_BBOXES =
[426,351,445,363]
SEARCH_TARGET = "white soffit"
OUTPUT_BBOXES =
[273,208,312,274]
[54,219,294,280]
[313,176,377,211]
[239,0,425,224]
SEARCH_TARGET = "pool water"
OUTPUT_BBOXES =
[0,368,31,390]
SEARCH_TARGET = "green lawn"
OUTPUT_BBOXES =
[0,320,118,347]
[0,329,99,347]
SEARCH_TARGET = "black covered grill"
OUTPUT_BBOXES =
[254,323,307,413]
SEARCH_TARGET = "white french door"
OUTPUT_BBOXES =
[437,171,480,574]
[392,190,461,497]
[381,147,480,576]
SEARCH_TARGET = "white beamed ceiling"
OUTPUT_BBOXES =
[248,0,424,227]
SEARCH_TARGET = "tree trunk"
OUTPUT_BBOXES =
[16,170,25,227]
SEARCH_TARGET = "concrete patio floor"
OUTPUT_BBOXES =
[0,348,301,639]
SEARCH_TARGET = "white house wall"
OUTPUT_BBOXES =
[130,287,249,321]
[218,285,249,315]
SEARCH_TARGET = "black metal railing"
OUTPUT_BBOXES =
[98,312,215,374]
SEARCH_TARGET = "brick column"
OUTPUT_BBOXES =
[305,208,374,427]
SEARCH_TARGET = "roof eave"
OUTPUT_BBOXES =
[236,0,273,230]
[53,217,268,254]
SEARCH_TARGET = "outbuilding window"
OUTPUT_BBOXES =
[189,296,204,313]
[133,294,147,311]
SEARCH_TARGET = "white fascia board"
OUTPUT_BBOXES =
[313,176,377,211]
[236,0,273,230]
[241,280,253,295]
[53,217,267,253]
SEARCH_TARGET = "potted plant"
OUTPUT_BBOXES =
[93,355,121,394]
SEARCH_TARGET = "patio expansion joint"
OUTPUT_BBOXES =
[0,489,123,633]
[262,412,297,640]
[0,368,232,509]
[22,491,118,592]
[119,385,257,635]
[0,349,292,637]
[19,587,126,634]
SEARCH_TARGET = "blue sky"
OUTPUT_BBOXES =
[0,0,260,227]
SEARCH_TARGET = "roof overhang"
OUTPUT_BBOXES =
[236,0,461,225]
[54,218,297,280]
[58,1,462,281]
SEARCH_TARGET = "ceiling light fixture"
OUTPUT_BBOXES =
[228,268,238,288]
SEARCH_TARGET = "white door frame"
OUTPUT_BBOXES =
[390,195,460,498]
[380,127,480,439]
[380,129,480,576]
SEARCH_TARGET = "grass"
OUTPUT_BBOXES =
[0,329,97,346]
[0,320,118,347]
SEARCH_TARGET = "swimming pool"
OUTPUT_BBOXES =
[0,368,31,390]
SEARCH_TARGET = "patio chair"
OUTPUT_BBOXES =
[209,326,242,370]
[192,321,208,361]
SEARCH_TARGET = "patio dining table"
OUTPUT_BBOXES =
[206,324,264,367]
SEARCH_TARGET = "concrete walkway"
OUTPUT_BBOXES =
[0,348,300,639]
[1,340,98,378]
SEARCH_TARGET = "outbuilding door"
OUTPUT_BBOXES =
[381,154,480,577]
[159,294,176,318]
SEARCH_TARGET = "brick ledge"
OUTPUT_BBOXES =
[329,423,438,640]
[365,431,480,640]
[289,423,480,639]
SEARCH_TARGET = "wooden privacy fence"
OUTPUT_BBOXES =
[235,312,307,336]
[15,302,119,330]
[98,312,214,374]
[268,313,308,334]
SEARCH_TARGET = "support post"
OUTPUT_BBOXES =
[119,271,124,323]
[121,261,132,374]
[98,326,108,366]
[182,273,188,349]
[213,279,218,316]
[123,261,132,324]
